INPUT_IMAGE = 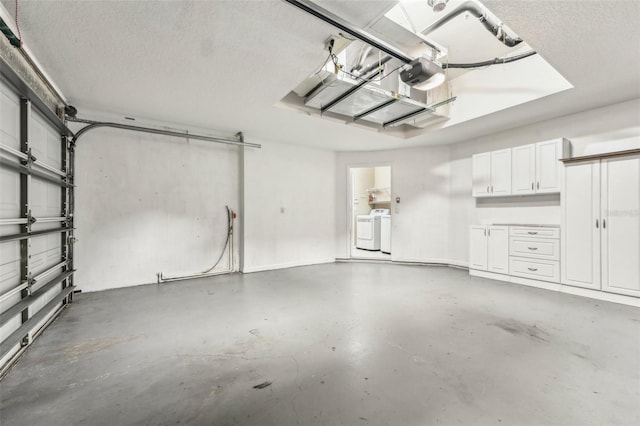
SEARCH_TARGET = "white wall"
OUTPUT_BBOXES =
[242,139,336,272]
[75,127,239,292]
[336,146,452,264]
[448,98,640,264]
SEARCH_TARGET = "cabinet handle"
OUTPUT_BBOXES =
[527,231,538,235]
[528,247,538,250]
[487,185,490,193]
[596,219,599,228]
[488,229,491,237]
[527,267,538,271]
[491,185,494,193]
[531,182,534,190]
[537,181,540,189]
[484,229,486,236]
[603,219,606,229]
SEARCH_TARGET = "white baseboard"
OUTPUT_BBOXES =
[242,258,335,274]
[393,257,469,269]
[470,269,640,307]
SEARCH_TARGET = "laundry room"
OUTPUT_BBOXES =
[350,165,392,259]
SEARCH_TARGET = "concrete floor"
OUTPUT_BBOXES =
[1,263,639,426]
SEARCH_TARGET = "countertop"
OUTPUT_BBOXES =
[491,223,560,228]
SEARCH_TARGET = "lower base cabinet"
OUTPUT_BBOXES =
[469,225,509,274]
[470,225,561,284]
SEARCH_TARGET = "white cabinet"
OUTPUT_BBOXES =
[601,155,640,297]
[536,139,570,193]
[562,153,640,297]
[487,226,509,273]
[490,150,512,196]
[562,161,601,289]
[472,153,491,197]
[472,150,511,197]
[512,144,536,195]
[509,226,561,283]
[469,225,509,273]
[469,226,488,270]
[511,139,571,195]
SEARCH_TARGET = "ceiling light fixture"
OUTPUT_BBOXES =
[400,58,446,91]
[427,0,449,13]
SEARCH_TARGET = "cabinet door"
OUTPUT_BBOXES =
[472,153,491,197]
[512,144,536,195]
[487,226,509,273]
[562,161,601,289]
[490,149,512,196]
[601,155,640,297]
[469,226,488,270]
[536,140,562,193]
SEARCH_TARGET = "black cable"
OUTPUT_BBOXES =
[443,51,537,69]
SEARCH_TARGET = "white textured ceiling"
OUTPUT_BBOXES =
[2,0,639,151]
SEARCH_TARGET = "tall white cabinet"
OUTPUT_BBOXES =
[562,152,640,297]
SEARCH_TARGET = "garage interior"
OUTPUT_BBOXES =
[0,1,639,425]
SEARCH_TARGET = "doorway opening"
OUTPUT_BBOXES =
[349,165,392,259]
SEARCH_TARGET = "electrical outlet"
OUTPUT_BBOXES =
[324,34,351,54]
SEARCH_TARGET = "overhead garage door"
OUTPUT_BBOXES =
[0,76,75,373]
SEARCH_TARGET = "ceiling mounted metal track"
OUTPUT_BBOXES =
[282,0,413,64]
[353,98,399,122]
[284,0,441,128]
[68,118,261,149]
[383,108,427,128]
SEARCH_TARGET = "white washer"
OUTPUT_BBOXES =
[356,209,390,250]
[380,214,391,254]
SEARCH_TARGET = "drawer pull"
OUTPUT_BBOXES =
[527,231,538,235]
[527,267,538,271]
[528,247,538,250]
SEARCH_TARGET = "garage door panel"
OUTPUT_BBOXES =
[0,316,22,343]
[0,291,22,323]
[29,234,62,276]
[29,284,62,315]
[0,224,20,237]
[0,242,20,294]
[30,177,61,217]
[0,168,20,219]
[0,83,20,150]
[30,111,61,171]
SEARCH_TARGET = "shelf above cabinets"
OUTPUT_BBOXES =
[366,187,390,193]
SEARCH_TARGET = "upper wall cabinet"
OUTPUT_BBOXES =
[472,149,512,197]
[474,138,571,197]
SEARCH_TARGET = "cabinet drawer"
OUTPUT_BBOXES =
[509,257,560,282]
[509,227,560,239]
[509,237,559,261]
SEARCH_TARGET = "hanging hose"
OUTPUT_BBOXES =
[157,205,235,283]
[201,205,233,274]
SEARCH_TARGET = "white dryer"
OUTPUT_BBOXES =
[356,209,390,250]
